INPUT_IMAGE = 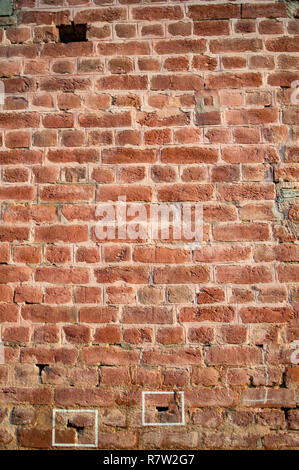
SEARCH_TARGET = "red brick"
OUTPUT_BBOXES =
[18,428,74,449]
[266,37,299,53]
[206,346,262,366]
[240,307,294,323]
[45,246,71,264]
[264,432,299,450]
[0,186,34,201]
[213,223,270,241]
[259,20,284,35]
[138,58,160,71]
[3,327,30,343]
[97,41,150,56]
[188,4,240,20]
[97,185,152,202]
[123,328,153,344]
[132,6,183,21]
[13,246,40,264]
[14,286,42,304]
[79,307,117,323]
[219,183,275,201]
[44,287,72,305]
[216,265,273,284]
[5,131,30,148]
[1,0,298,449]
[97,75,147,90]
[221,326,247,344]
[35,267,89,284]
[93,326,121,344]
[3,168,29,183]
[79,112,131,128]
[106,286,135,305]
[47,149,97,164]
[35,225,88,243]
[235,20,256,34]
[192,55,218,71]
[226,109,279,125]
[179,306,235,323]
[138,110,189,127]
[163,56,189,72]
[222,56,246,69]
[242,3,288,19]
[142,348,202,366]
[82,346,138,366]
[154,39,205,55]
[240,203,277,221]
[115,23,136,39]
[40,185,93,202]
[194,20,229,36]
[156,326,184,345]
[122,307,172,324]
[141,24,163,37]
[242,389,296,408]
[0,244,9,263]
[197,287,225,304]
[63,325,91,344]
[104,149,154,166]
[0,304,19,322]
[76,247,100,264]
[154,266,210,284]
[101,367,129,386]
[0,285,13,303]
[0,226,29,242]
[249,55,275,70]
[151,74,204,90]
[168,21,192,37]
[134,246,189,264]
[161,147,218,164]
[210,39,262,54]
[0,266,31,283]
[158,184,213,202]
[3,206,56,223]
[151,165,177,182]
[277,265,299,283]
[188,327,214,344]
[21,305,75,323]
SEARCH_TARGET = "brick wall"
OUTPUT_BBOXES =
[0,0,298,450]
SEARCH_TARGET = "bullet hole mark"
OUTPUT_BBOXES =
[156,406,169,412]
[67,420,84,434]
[36,364,48,384]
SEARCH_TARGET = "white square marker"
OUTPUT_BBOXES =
[52,409,98,448]
[142,391,185,426]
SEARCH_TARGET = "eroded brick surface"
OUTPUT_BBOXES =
[0,0,298,450]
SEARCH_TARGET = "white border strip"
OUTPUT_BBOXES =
[0,341,4,364]
[52,409,98,448]
[142,391,185,426]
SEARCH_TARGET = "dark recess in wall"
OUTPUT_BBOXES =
[58,22,87,44]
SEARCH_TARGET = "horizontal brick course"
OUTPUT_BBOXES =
[0,0,297,451]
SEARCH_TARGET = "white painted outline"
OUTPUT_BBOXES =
[52,409,98,448]
[290,340,299,365]
[290,80,299,105]
[142,391,185,426]
[0,80,4,108]
[0,341,4,364]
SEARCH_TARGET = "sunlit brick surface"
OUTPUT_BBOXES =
[0,0,298,450]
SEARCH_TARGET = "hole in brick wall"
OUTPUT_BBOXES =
[58,22,87,44]
[156,406,169,412]
[36,364,48,384]
[67,420,84,433]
